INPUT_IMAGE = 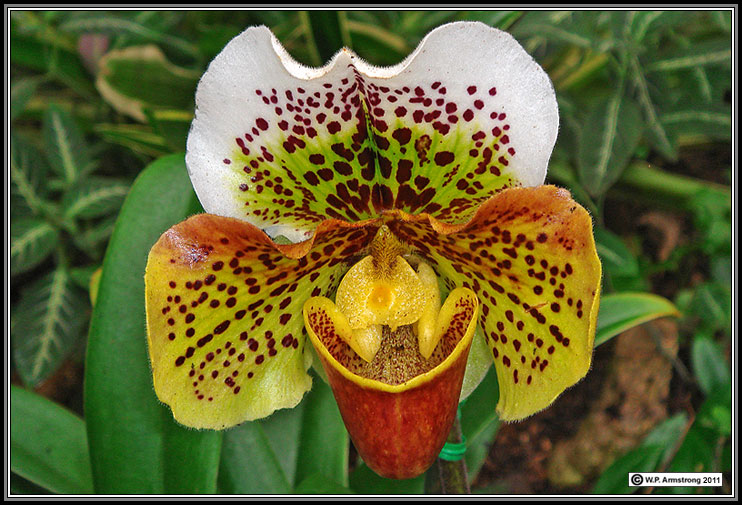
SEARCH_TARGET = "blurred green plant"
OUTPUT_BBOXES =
[10,9,731,496]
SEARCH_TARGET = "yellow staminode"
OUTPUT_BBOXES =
[335,254,425,332]
[330,225,451,363]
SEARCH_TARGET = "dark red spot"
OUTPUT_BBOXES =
[327,121,341,134]
[214,320,231,334]
[434,151,454,166]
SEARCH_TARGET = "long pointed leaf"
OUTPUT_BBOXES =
[306,11,351,63]
[595,292,680,347]
[96,45,199,122]
[85,153,221,493]
[10,385,94,494]
[218,421,292,494]
[294,374,349,489]
[647,41,732,73]
[461,368,500,482]
[261,403,306,487]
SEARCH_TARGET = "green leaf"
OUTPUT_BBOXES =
[94,123,171,157]
[163,428,222,494]
[216,400,307,493]
[629,55,677,161]
[294,473,355,494]
[11,133,49,216]
[592,414,687,494]
[12,268,88,386]
[261,403,306,486]
[711,10,732,32]
[11,76,42,121]
[511,15,594,48]
[306,11,351,64]
[626,11,672,42]
[646,40,732,73]
[594,227,639,279]
[345,20,409,65]
[578,93,644,197]
[71,214,119,258]
[10,472,52,495]
[691,336,730,396]
[62,176,130,220]
[595,292,681,347]
[662,427,715,493]
[592,445,663,494]
[642,413,689,467]
[42,104,93,187]
[60,14,198,58]
[692,282,732,335]
[218,422,292,494]
[661,107,732,142]
[69,264,100,292]
[11,217,59,275]
[294,372,349,488]
[10,385,94,494]
[96,45,199,122]
[84,153,219,493]
[10,30,95,98]
[349,462,424,494]
[459,11,523,30]
[461,367,500,482]
[144,108,193,152]
[697,382,732,436]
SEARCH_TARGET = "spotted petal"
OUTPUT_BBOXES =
[388,185,602,421]
[144,213,379,429]
[187,21,558,242]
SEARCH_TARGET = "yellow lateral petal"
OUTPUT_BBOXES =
[389,185,602,421]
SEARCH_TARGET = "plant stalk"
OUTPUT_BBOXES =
[424,415,470,494]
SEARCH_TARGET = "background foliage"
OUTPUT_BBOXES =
[10,9,732,495]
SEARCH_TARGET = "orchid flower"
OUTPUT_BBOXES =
[145,21,601,480]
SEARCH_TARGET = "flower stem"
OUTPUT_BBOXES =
[424,415,471,494]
